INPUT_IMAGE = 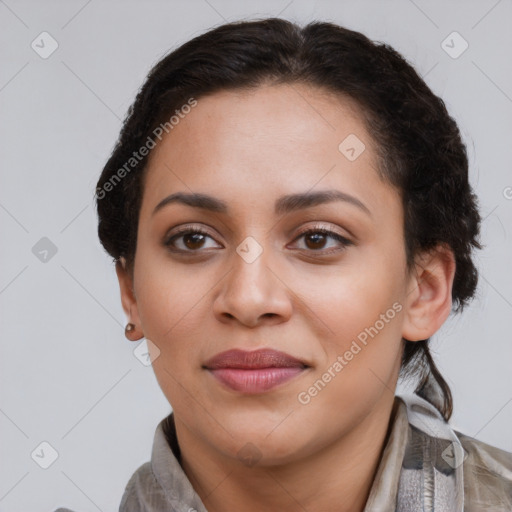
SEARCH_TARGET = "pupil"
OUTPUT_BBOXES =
[185,233,204,249]
[307,233,325,249]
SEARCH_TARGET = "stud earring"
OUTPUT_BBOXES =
[125,323,136,340]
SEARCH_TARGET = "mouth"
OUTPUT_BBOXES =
[203,348,310,394]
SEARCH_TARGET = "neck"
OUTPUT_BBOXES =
[174,395,398,512]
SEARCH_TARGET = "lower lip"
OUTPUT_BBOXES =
[208,367,305,393]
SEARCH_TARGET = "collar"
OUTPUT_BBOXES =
[135,394,464,511]
[364,394,464,511]
[149,414,209,512]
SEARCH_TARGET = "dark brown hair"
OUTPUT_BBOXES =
[95,17,482,421]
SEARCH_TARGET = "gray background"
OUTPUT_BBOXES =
[1,0,511,510]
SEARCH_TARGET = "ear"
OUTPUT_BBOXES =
[401,244,456,342]
[115,257,144,340]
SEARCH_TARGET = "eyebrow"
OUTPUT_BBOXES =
[152,190,372,217]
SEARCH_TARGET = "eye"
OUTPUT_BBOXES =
[163,223,353,255]
[290,225,353,254]
[164,226,222,253]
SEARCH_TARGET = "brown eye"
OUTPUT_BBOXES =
[164,228,221,252]
[182,232,207,250]
[304,232,328,250]
[292,227,353,254]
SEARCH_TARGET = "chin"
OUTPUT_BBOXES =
[224,434,307,468]
[207,414,311,463]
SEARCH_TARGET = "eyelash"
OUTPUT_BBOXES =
[164,224,353,256]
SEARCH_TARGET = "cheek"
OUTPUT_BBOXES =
[299,280,404,417]
[134,260,205,369]
[135,243,195,332]
[136,267,209,407]
[304,256,405,384]
[300,256,402,338]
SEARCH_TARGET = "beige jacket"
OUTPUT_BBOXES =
[56,394,512,511]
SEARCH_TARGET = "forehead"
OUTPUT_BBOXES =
[140,83,398,220]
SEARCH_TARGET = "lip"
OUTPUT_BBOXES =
[203,348,309,394]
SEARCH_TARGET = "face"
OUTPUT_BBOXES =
[120,83,423,465]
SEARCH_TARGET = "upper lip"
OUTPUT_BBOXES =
[203,348,308,370]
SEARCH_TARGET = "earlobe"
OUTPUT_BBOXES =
[115,257,144,341]
[401,244,456,342]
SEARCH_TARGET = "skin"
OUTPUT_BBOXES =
[116,83,455,512]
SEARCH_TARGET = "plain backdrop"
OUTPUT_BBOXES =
[1,0,511,510]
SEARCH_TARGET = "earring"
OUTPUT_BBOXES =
[125,321,144,342]
[125,323,136,340]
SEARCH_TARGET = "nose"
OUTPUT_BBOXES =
[213,241,293,328]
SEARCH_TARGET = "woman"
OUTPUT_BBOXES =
[59,17,511,512]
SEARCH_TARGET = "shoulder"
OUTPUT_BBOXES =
[52,462,160,512]
[118,461,163,511]
[455,430,512,511]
